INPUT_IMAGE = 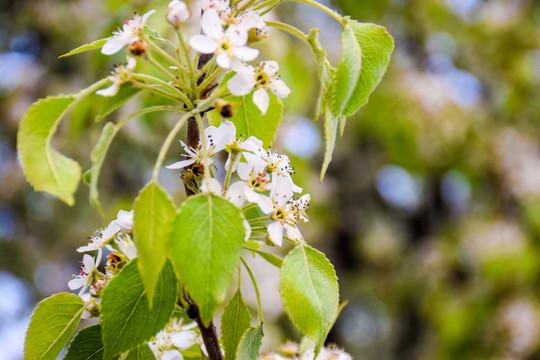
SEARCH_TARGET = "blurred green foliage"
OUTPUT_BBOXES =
[4,0,540,359]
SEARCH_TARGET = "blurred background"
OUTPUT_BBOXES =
[2,0,540,359]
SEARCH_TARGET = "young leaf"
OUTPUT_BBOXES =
[125,344,156,360]
[236,324,263,360]
[342,21,394,118]
[280,245,339,355]
[96,87,141,122]
[17,95,80,205]
[320,105,340,181]
[59,38,108,58]
[208,91,284,147]
[251,249,284,268]
[221,290,252,360]
[307,29,333,122]
[24,292,84,360]
[328,19,362,119]
[144,26,165,41]
[134,181,176,306]
[87,122,116,212]
[101,259,177,359]
[170,194,246,326]
[63,324,109,360]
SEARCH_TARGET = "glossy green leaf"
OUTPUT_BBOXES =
[251,249,284,268]
[280,245,339,354]
[222,290,252,360]
[24,292,84,360]
[17,95,80,205]
[63,324,107,360]
[208,90,284,147]
[134,181,176,306]
[320,105,340,181]
[101,259,177,359]
[96,87,141,122]
[170,194,246,326]
[59,38,107,58]
[342,21,394,117]
[328,19,362,120]
[86,122,115,212]
[236,324,263,360]
[125,344,156,360]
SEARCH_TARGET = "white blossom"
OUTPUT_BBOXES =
[201,0,230,12]
[166,120,236,170]
[167,0,190,25]
[101,10,155,55]
[266,175,302,246]
[189,9,258,69]
[228,61,290,114]
[68,254,101,295]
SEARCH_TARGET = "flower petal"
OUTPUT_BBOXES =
[116,210,134,232]
[262,60,279,76]
[252,88,269,115]
[201,8,224,39]
[270,79,291,98]
[284,224,302,241]
[166,159,197,169]
[189,34,218,54]
[267,221,284,246]
[228,73,256,96]
[226,181,247,207]
[201,178,223,195]
[232,46,259,62]
[96,80,121,97]
[216,52,232,69]
[171,330,198,350]
[101,35,129,55]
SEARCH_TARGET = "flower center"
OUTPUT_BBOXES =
[256,72,269,88]
[249,171,271,191]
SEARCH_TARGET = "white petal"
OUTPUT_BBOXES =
[82,254,95,273]
[216,52,232,69]
[162,350,184,360]
[244,188,273,214]
[201,9,224,39]
[232,46,259,62]
[96,80,121,97]
[126,56,137,70]
[237,11,265,32]
[226,25,248,46]
[167,1,190,24]
[243,219,251,241]
[231,60,254,75]
[101,35,129,55]
[171,330,198,350]
[116,209,134,232]
[68,277,87,290]
[141,9,156,24]
[252,88,269,115]
[292,183,303,193]
[201,178,223,195]
[166,159,196,169]
[270,79,291,98]
[270,175,294,206]
[240,137,264,153]
[284,224,302,241]
[267,221,283,246]
[103,221,121,240]
[262,60,279,76]
[226,181,247,207]
[189,34,218,54]
[242,152,267,172]
[228,73,256,96]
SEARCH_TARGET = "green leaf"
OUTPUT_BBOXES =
[208,88,284,147]
[251,249,284,268]
[125,344,156,360]
[134,181,176,306]
[63,324,108,360]
[145,26,165,41]
[24,292,84,360]
[328,19,362,121]
[222,290,252,360]
[17,95,80,205]
[170,194,246,326]
[59,38,107,58]
[280,245,339,354]
[320,105,340,181]
[307,29,333,122]
[342,21,394,118]
[96,87,141,122]
[236,324,263,360]
[86,122,116,212]
[101,259,177,359]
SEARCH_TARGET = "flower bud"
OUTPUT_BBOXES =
[167,0,190,25]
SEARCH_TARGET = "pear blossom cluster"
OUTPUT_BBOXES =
[260,341,352,360]
[167,120,310,246]
[148,318,208,360]
[68,210,137,315]
[190,0,291,114]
